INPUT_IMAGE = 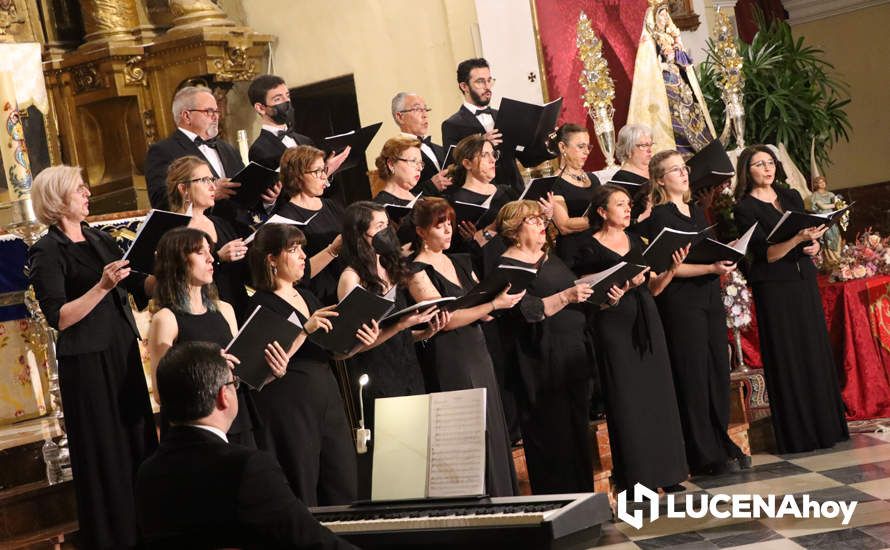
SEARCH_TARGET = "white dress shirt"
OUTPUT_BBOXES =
[400,131,440,171]
[187,423,229,443]
[263,123,297,149]
[178,127,226,178]
[463,101,495,132]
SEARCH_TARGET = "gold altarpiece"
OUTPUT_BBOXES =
[7,0,272,213]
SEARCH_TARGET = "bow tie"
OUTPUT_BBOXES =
[193,136,218,149]
[474,107,494,116]
[417,135,432,147]
[276,129,293,140]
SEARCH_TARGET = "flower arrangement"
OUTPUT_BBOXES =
[830,231,890,282]
[722,270,752,329]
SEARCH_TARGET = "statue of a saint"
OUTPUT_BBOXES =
[808,175,843,264]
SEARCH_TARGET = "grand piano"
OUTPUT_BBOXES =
[311,492,612,549]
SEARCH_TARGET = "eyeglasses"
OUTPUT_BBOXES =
[750,160,777,169]
[664,165,691,176]
[187,108,221,117]
[635,142,654,149]
[399,107,432,115]
[182,176,217,186]
[478,150,501,161]
[396,157,425,169]
[523,215,548,226]
[223,375,240,391]
[303,167,328,179]
[469,77,496,87]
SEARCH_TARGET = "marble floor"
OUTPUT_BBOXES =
[592,429,890,549]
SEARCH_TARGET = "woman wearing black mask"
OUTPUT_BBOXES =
[337,201,450,496]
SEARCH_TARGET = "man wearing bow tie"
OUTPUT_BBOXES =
[144,86,257,223]
[391,92,451,196]
[247,74,350,176]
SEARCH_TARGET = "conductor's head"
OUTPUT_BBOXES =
[156,341,239,432]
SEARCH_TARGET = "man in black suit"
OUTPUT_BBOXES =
[391,91,451,197]
[136,341,355,549]
[247,74,350,175]
[441,58,553,194]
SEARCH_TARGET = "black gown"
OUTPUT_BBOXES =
[170,308,258,449]
[647,202,745,472]
[373,190,417,245]
[574,232,688,490]
[275,199,344,305]
[445,184,514,264]
[249,289,358,506]
[733,186,848,453]
[551,173,599,269]
[207,214,251,323]
[29,229,158,550]
[500,254,595,494]
[610,169,652,238]
[412,254,517,496]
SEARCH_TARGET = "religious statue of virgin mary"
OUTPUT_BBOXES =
[627,0,716,156]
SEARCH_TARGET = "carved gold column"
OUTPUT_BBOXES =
[78,0,140,48]
[168,0,234,31]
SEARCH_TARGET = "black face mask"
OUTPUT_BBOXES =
[372,229,400,256]
[265,101,293,126]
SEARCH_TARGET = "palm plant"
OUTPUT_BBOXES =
[698,10,851,179]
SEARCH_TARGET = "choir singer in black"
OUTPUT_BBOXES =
[391,91,451,196]
[496,200,599,494]
[29,165,158,549]
[732,145,848,453]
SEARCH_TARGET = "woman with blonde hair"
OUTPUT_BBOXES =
[166,155,251,321]
[29,165,158,549]
[496,200,605,493]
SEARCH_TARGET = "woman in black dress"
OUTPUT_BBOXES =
[372,136,425,244]
[732,145,848,453]
[29,165,158,549]
[574,184,689,491]
[146,227,287,448]
[647,150,748,474]
[247,223,374,505]
[166,156,251,321]
[546,123,600,268]
[275,145,344,305]
[612,124,655,234]
[407,198,524,496]
[496,200,604,493]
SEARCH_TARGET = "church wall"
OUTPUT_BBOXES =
[792,4,890,189]
[221,0,480,167]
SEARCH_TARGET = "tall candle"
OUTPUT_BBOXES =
[0,71,33,201]
[237,129,249,165]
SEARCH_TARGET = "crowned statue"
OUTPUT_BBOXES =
[628,0,716,156]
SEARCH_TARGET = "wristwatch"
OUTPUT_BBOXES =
[482,229,495,241]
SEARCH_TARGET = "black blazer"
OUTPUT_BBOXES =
[136,425,355,550]
[249,128,315,170]
[28,224,147,357]
[441,105,555,195]
[414,139,446,197]
[733,185,818,283]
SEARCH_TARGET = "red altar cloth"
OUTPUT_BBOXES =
[739,275,890,420]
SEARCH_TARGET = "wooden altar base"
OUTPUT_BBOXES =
[0,417,78,549]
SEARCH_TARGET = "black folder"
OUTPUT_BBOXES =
[495,97,563,154]
[243,212,318,244]
[451,193,494,227]
[226,305,302,390]
[444,264,538,312]
[575,262,649,306]
[122,209,191,274]
[607,177,645,194]
[229,161,280,207]
[642,226,711,273]
[307,286,395,355]
[766,202,854,243]
[686,223,757,264]
[381,193,422,223]
[687,140,735,192]
[518,177,557,202]
[320,122,383,174]
[378,297,457,328]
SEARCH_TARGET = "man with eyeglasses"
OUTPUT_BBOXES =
[136,341,355,549]
[442,58,552,195]
[391,91,451,196]
[145,86,246,212]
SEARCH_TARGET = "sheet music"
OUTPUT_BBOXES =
[426,388,486,498]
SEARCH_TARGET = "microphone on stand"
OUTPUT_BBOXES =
[356,374,371,454]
